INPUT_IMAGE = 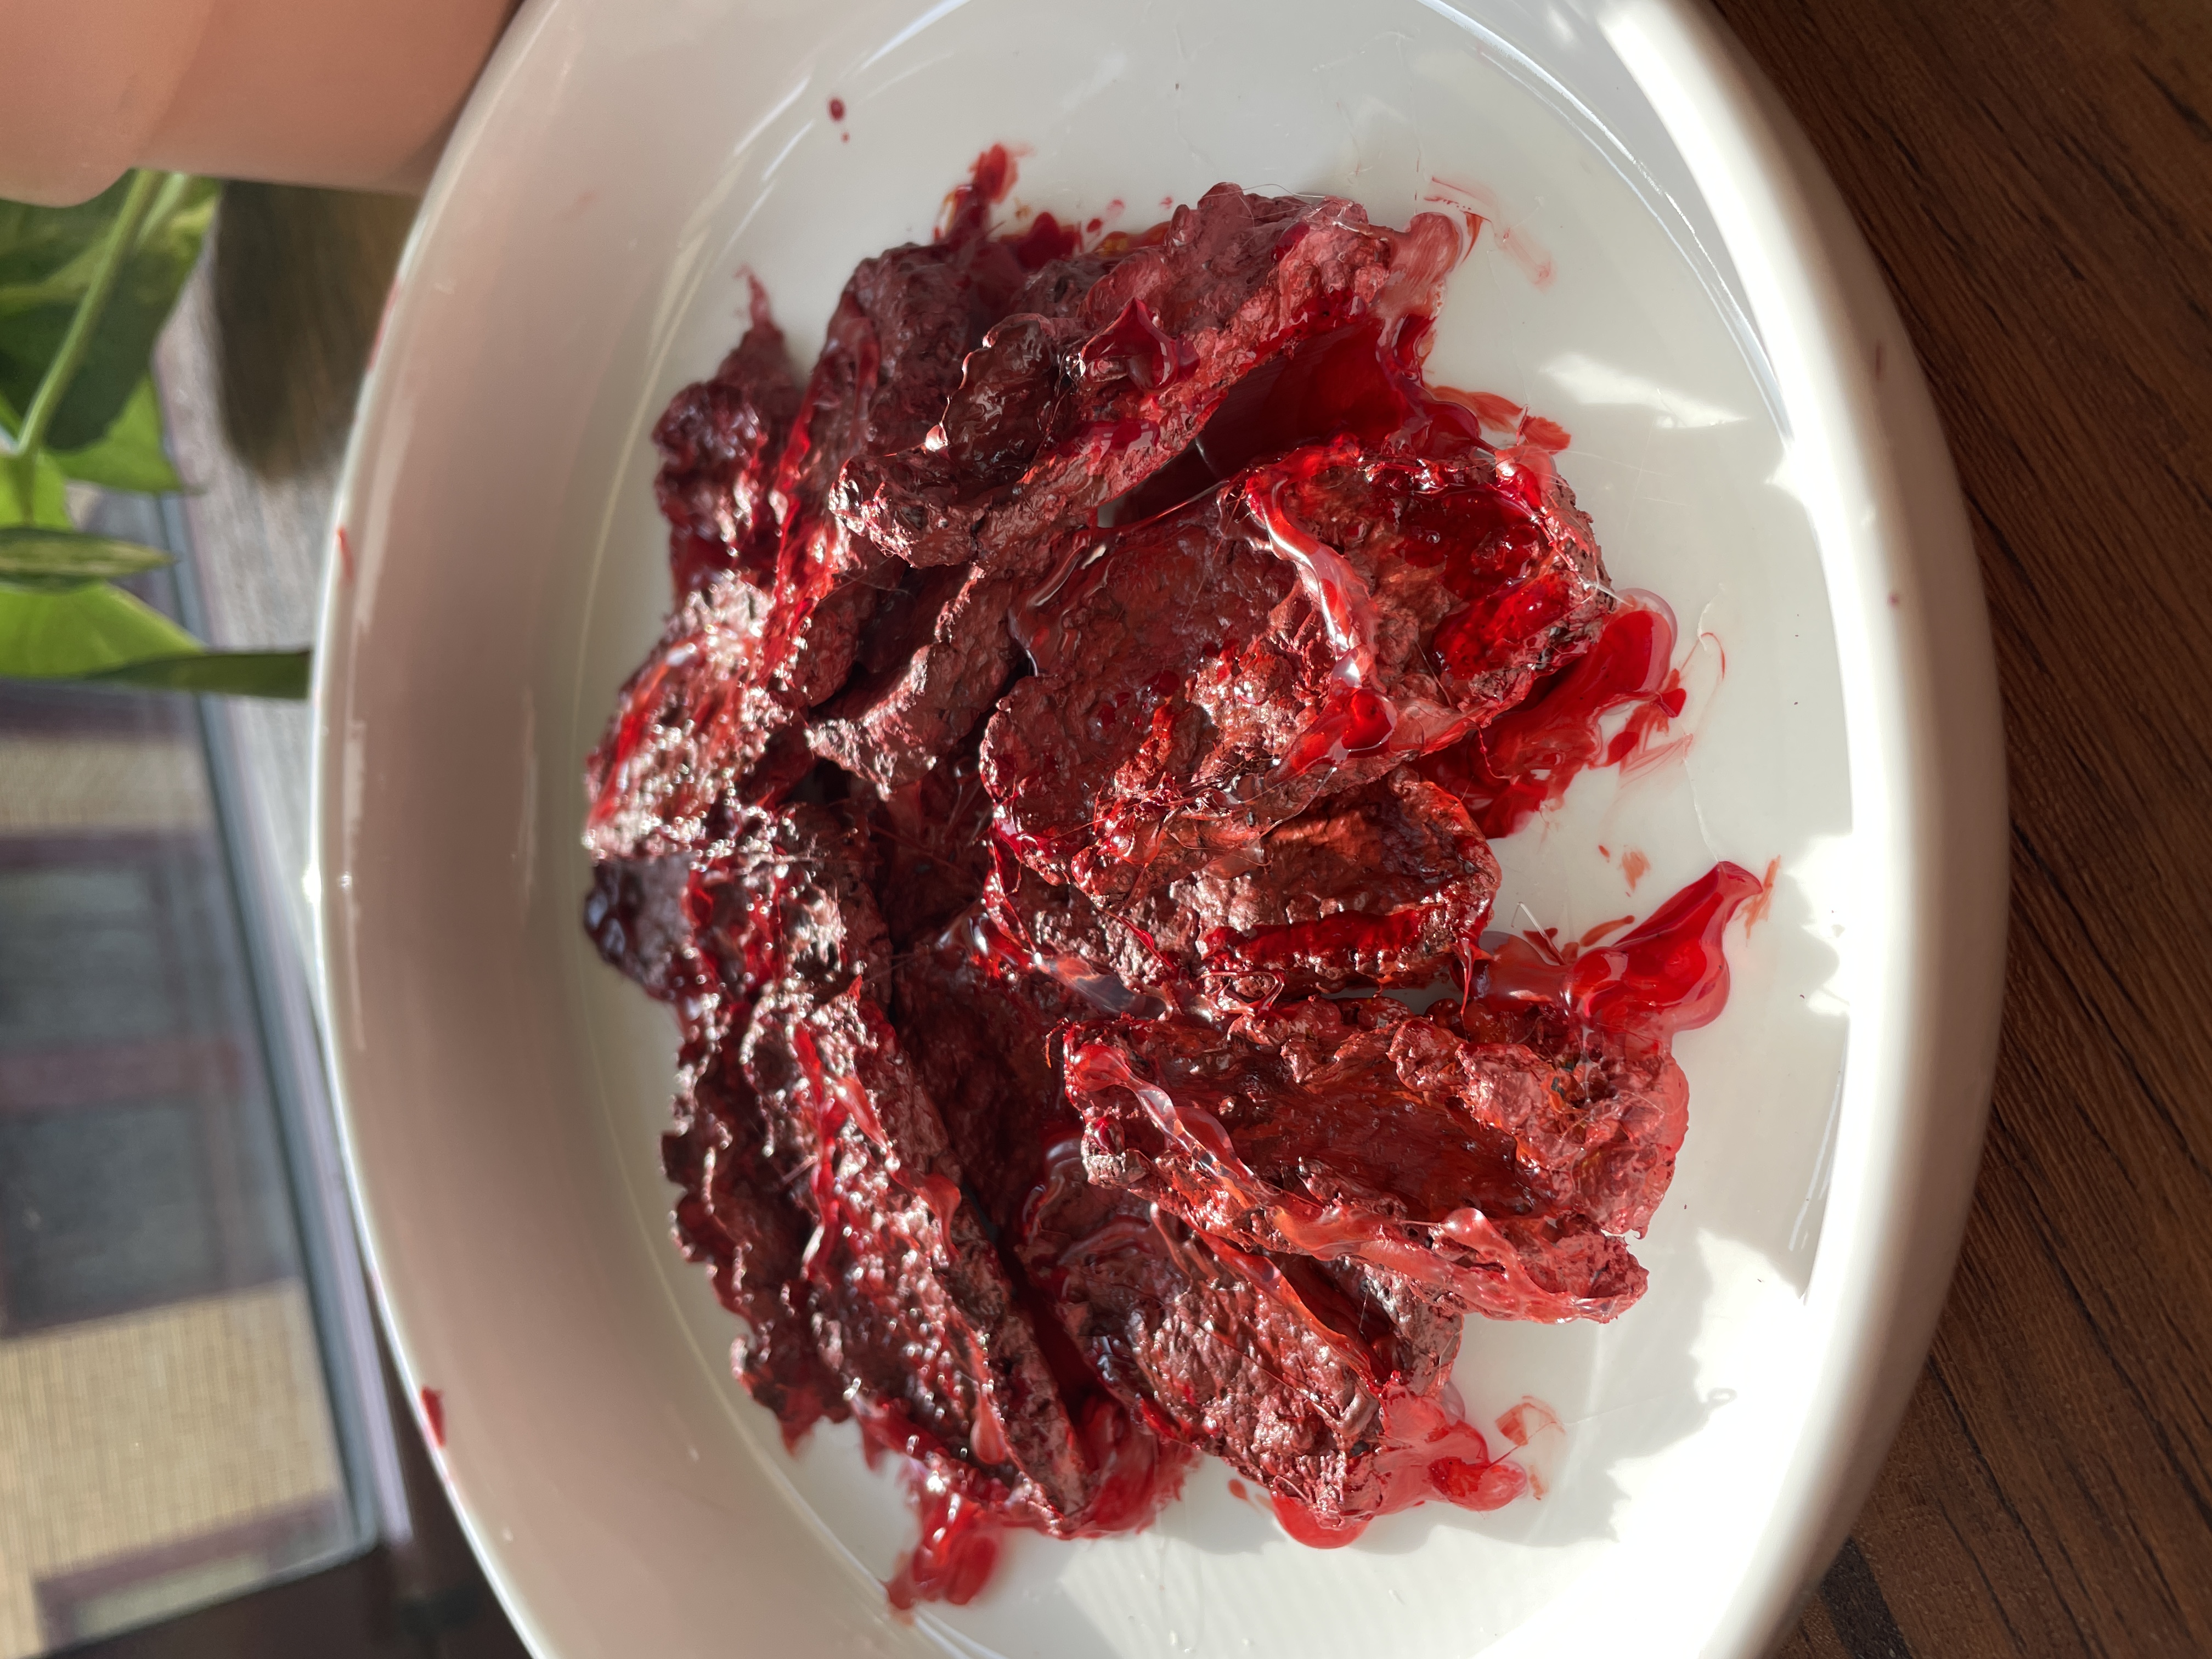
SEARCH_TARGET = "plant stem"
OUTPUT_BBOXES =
[13,169,165,464]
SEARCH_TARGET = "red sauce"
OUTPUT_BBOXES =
[1418,599,1691,839]
[886,1484,1000,1610]
[1269,1387,1528,1547]
[1486,861,1764,1040]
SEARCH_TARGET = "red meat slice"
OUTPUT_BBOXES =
[581,851,704,1005]
[806,566,1018,792]
[977,842,1177,1015]
[1019,1143,1506,1531]
[791,987,1099,1522]
[1182,768,1498,999]
[605,190,1074,851]
[1061,999,1654,1324]
[752,240,1000,715]
[833,187,1465,573]
[981,444,1607,909]
[682,804,1163,1530]
[689,800,890,1020]
[662,1039,845,1442]
[890,916,1088,1231]
[981,483,1300,893]
[865,736,996,951]
[888,923,1194,1535]
[652,302,801,595]
[803,241,1137,787]
[582,579,812,860]
[979,768,1499,1008]
[583,819,862,1444]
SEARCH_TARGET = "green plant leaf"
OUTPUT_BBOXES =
[0,578,202,678]
[47,377,182,493]
[0,525,173,590]
[0,572,309,698]
[90,650,310,698]
[0,183,131,291]
[0,449,71,528]
[0,176,219,451]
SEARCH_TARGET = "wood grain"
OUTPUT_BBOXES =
[1701,2,2212,1654]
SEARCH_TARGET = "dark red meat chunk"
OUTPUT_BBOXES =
[982,766,1502,1009]
[662,1039,843,1441]
[789,986,1098,1522]
[807,566,1017,792]
[1017,1141,1508,1531]
[667,800,1180,1534]
[890,917,1084,1232]
[981,444,1609,915]
[832,186,1465,573]
[652,301,801,595]
[689,799,889,1018]
[758,215,1023,708]
[582,852,699,1002]
[1061,1000,1652,1324]
[583,578,811,860]
[865,736,996,950]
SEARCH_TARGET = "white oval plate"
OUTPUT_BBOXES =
[314,1,2006,1654]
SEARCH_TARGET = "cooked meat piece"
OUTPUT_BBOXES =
[983,766,1501,1005]
[808,567,1018,792]
[864,736,996,950]
[581,851,699,1002]
[758,218,1022,709]
[794,987,1099,1521]
[1179,768,1498,998]
[582,577,811,860]
[690,800,889,1011]
[888,926,1193,1534]
[1060,1000,1652,1324]
[981,445,1609,911]
[889,915,1085,1232]
[652,302,802,595]
[662,1039,843,1442]
[832,187,1465,573]
[1019,1146,1504,1531]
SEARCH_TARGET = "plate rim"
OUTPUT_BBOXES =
[308,2,2007,1654]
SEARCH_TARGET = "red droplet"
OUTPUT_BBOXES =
[937,145,1020,243]
[827,97,846,121]
[886,1487,1001,1609]
[1272,1493,1369,1548]
[418,1386,445,1450]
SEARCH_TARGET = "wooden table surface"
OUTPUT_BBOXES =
[1706,2,2212,1655]
[150,3,2212,1655]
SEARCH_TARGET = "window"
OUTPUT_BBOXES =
[0,499,373,1655]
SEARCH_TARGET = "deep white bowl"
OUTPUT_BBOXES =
[313,1,2006,1654]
